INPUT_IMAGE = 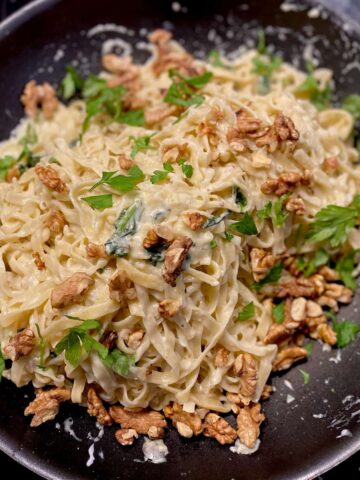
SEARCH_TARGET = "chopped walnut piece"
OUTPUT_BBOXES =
[317,266,340,282]
[250,248,277,281]
[256,113,299,152]
[108,270,136,306]
[226,126,249,153]
[115,428,138,446]
[272,346,307,371]
[273,278,317,299]
[145,105,178,126]
[5,165,21,183]
[51,272,94,308]
[260,384,273,401]
[86,243,108,259]
[236,110,262,133]
[203,413,237,445]
[290,297,307,322]
[182,212,206,231]
[306,300,323,317]
[162,143,189,164]
[45,209,67,234]
[236,403,265,449]
[316,323,337,345]
[35,164,67,193]
[261,170,311,196]
[118,154,134,171]
[233,353,258,404]
[24,388,70,427]
[264,299,298,344]
[163,236,193,286]
[100,330,118,350]
[164,403,202,437]
[214,347,230,368]
[324,283,353,304]
[87,388,112,426]
[285,197,305,215]
[126,329,145,350]
[102,55,140,92]
[109,406,167,437]
[149,28,172,45]
[305,314,326,332]
[32,252,45,271]
[21,80,59,119]
[143,224,174,250]
[158,299,180,319]
[3,328,35,361]
[323,156,339,175]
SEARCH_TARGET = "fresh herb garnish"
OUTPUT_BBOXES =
[60,65,84,100]
[272,301,285,324]
[252,48,282,95]
[209,49,228,68]
[257,201,273,220]
[19,124,37,146]
[296,249,329,278]
[150,162,174,184]
[224,231,234,241]
[304,343,314,356]
[305,197,360,247]
[237,302,255,321]
[210,239,218,249]
[82,194,113,210]
[299,369,310,385]
[90,165,145,194]
[233,185,247,209]
[342,95,360,120]
[256,30,266,54]
[105,200,143,257]
[102,348,135,376]
[35,323,46,370]
[253,263,283,291]
[0,156,17,180]
[256,194,290,227]
[164,69,213,108]
[335,250,358,290]
[230,213,258,235]
[178,158,193,178]
[203,211,229,229]
[130,135,155,159]
[295,62,332,110]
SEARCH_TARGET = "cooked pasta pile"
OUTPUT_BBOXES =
[0,29,359,450]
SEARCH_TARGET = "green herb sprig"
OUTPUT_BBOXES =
[164,69,213,108]
[82,194,113,210]
[237,302,255,321]
[90,165,145,194]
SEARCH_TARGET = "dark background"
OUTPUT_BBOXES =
[0,0,359,478]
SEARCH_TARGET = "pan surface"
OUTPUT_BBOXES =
[0,1,360,479]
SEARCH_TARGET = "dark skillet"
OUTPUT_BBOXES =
[0,1,360,479]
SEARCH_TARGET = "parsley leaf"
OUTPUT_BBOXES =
[304,343,313,355]
[335,250,358,290]
[233,185,247,209]
[230,213,258,235]
[253,263,283,291]
[252,55,282,94]
[273,193,291,226]
[130,135,155,159]
[150,162,174,184]
[295,64,332,110]
[90,165,145,194]
[178,158,193,178]
[19,124,37,146]
[0,349,4,380]
[296,248,329,278]
[326,311,360,348]
[35,323,47,370]
[82,194,113,210]
[237,302,255,321]
[103,348,135,376]
[164,69,213,108]
[257,201,272,220]
[224,231,234,241]
[305,200,360,247]
[209,49,228,68]
[299,369,310,385]
[60,65,84,100]
[272,301,285,324]
[342,94,360,120]
[210,239,218,249]
[0,156,17,180]
[257,30,267,54]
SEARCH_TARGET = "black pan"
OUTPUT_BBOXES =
[0,1,360,479]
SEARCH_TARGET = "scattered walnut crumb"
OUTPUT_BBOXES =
[108,270,136,306]
[272,346,308,371]
[323,156,339,175]
[87,388,112,426]
[86,242,108,259]
[290,297,307,322]
[158,299,180,319]
[118,154,134,171]
[164,403,202,437]
[316,323,337,345]
[32,252,45,270]
[250,248,277,281]
[126,329,145,350]
[51,272,94,308]
[203,413,237,445]
[236,403,264,449]
[3,328,35,361]
[21,80,59,119]
[317,266,340,282]
[35,164,67,193]
[5,165,21,183]
[256,113,299,152]
[45,209,67,234]
[261,170,311,196]
[214,347,230,368]
[163,236,193,286]
[100,330,118,350]
[24,388,70,427]
[233,353,258,404]
[109,406,167,438]
[182,212,206,231]
[260,384,273,401]
[273,278,317,299]
[285,196,305,215]
[143,224,174,250]
[115,428,138,446]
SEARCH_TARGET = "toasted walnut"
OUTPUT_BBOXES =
[233,353,258,404]
[324,283,353,304]
[317,266,340,282]
[126,329,145,350]
[226,126,250,153]
[236,403,265,449]
[317,295,338,311]
[214,347,230,368]
[305,314,326,332]
[100,330,118,350]
[35,164,67,193]
[272,346,307,371]
[197,120,219,147]
[256,113,299,152]
[235,109,262,133]
[323,156,339,175]
[163,236,193,286]
[250,248,277,281]
[162,143,189,164]
[108,270,136,306]
[264,299,298,344]
[4,328,35,361]
[285,197,305,215]
[32,252,46,270]
[24,388,70,427]
[51,272,94,308]
[283,256,302,277]
[203,413,237,445]
[102,55,140,92]
[158,299,180,319]
[182,212,206,231]
[145,105,178,125]
[261,171,311,196]
[118,154,134,171]
[316,323,337,345]
[273,278,317,299]
[86,243,108,259]
[260,384,273,401]
[45,209,67,234]
[149,28,172,45]
[226,392,242,414]
[115,428,138,446]
[143,224,174,250]
[5,165,21,183]
[290,297,307,322]
[87,388,112,426]
[109,406,167,437]
[21,80,59,119]
[306,300,323,318]
[164,403,202,437]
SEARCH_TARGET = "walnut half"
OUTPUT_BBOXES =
[164,403,202,438]
[3,328,35,361]
[24,388,70,427]
[203,413,237,445]
[87,388,112,426]
[51,272,94,308]
[109,406,167,438]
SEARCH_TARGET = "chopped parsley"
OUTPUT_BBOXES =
[304,343,313,356]
[296,249,329,278]
[178,158,193,178]
[60,65,84,100]
[237,302,255,321]
[209,239,218,249]
[295,61,332,110]
[0,156,17,180]
[82,194,113,210]
[230,213,258,235]
[102,348,135,376]
[256,30,266,55]
[19,124,37,146]
[233,185,247,209]
[164,69,213,108]
[342,94,360,120]
[299,369,310,385]
[252,34,282,95]
[272,301,285,324]
[325,311,360,348]
[224,231,234,242]
[253,263,283,291]
[257,201,272,220]
[335,250,358,290]
[130,135,155,159]
[35,323,47,370]
[90,165,145,194]
[209,49,228,68]
[150,162,174,184]
[256,194,290,227]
